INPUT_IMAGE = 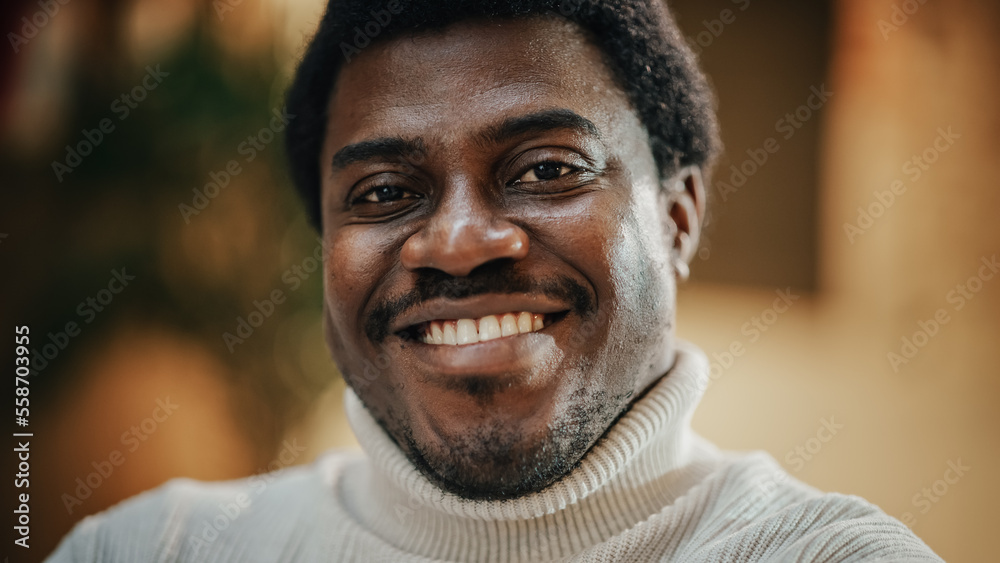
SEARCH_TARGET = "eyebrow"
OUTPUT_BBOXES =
[482,108,601,145]
[329,108,600,173]
[330,137,426,172]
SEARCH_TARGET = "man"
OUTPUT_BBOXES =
[49,0,942,561]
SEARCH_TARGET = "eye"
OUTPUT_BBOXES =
[514,161,576,184]
[358,184,419,204]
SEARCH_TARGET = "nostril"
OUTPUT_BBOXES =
[399,215,529,276]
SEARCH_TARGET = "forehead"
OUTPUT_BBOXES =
[323,16,637,152]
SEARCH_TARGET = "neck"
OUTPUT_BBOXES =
[338,341,719,560]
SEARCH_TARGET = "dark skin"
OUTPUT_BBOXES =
[320,16,705,499]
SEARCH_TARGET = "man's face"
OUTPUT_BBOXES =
[319,17,700,498]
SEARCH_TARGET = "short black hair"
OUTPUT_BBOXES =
[285,0,719,230]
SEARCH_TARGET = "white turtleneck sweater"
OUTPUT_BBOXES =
[48,343,942,562]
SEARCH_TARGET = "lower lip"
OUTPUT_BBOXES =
[398,318,568,378]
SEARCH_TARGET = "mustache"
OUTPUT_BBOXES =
[365,262,596,343]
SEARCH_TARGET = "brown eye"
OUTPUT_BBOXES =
[361,185,416,203]
[516,162,573,183]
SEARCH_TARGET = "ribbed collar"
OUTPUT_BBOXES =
[338,341,718,561]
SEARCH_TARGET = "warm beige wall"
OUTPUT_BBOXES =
[682,1,999,561]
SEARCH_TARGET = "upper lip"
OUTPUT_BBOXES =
[388,293,572,334]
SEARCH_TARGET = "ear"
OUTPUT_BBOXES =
[663,165,706,267]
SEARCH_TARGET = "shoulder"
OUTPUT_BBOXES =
[684,450,943,562]
[46,449,360,563]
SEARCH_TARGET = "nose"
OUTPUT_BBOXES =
[400,193,530,277]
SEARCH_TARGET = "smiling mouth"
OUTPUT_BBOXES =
[398,311,567,346]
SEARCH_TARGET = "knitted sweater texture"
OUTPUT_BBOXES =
[48,343,941,562]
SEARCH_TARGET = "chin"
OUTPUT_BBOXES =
[406,416,581,500]
[399,380,631,500]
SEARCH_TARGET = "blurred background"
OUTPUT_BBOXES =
[0,0,996,560]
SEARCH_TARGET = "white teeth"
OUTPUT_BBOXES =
[479,315,502,341]
[456,319,478,345]
[500,313,518,337]
[517,312,533,333]
[420,311,550,346]
[430,322,444,345]
[442,322,457,345]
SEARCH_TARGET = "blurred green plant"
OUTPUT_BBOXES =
[0,4,334,462]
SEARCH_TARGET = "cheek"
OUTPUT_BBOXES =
[537,190,674,392]
[521,193,621,300]
[519,187,668,321]
[537,188,670,309]
[324,227,394,333]
[611,208,673,320]
[618,184,674,307]
[621,188,673,280]
[603,190,676,364]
